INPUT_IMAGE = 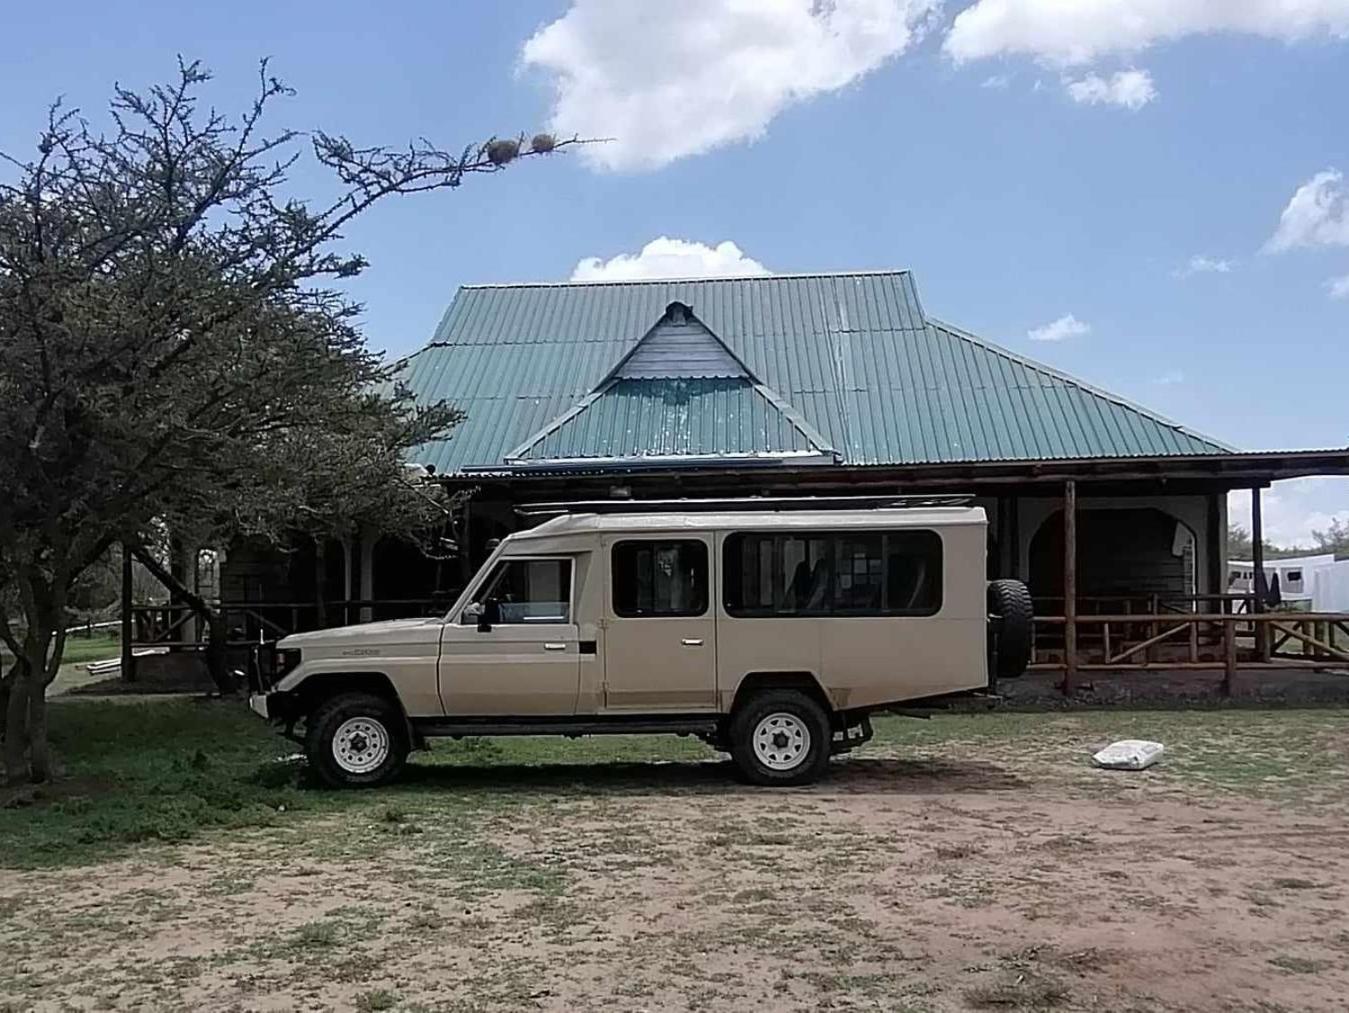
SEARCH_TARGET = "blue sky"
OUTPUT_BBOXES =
[2,0,1346,543]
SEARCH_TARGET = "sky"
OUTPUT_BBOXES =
[2,0,1346,544]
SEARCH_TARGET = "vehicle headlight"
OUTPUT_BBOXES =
[277,649,302,678]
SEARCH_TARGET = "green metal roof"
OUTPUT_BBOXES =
[399,271,1233,474]
[506,378,834,466]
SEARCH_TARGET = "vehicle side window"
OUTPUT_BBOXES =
[723,530,942,617]
[473,559,572,624]
[612,540,708,617]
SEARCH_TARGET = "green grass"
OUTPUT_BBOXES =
[1,697,1345,870]
[3,632,123,668]
[56,632,123,666]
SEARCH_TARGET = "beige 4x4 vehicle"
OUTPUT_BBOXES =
[248,503,1032,787]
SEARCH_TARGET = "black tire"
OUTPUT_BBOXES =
[988,579,1033,680]
[729,689,832,787]
[305,691,409,789]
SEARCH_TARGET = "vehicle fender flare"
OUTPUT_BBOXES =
[727,671,836,720]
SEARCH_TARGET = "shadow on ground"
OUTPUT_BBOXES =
[367,755,1029,797]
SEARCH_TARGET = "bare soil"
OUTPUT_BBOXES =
[4,725,1349,1011]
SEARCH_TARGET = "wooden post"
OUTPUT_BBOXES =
[459,499,474,588]
[1222,616,1236,697]
[1205,493,1224,607]
[1063,480,1078,696]
[120,545,135,682]
[1251,487,1269,661]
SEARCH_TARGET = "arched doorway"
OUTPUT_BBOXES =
[1029,508,1197,604]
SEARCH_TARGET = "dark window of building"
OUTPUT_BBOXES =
[1286,570,1302,583]
[723,530,942,617]
[612,540,709,617]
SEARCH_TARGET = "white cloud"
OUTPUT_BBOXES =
[945,0,1349,66]
[981,74,1011,89]
[1229,478,1349,549]
[571,237,770,282]
[1063,69,1157,109]
[1154,369,1185,385]
[1328,274,1349,299]
[1265,169,1349,252]
[1174,254,1235,277]
[1028,313,1090,342]
[521,0,939,172]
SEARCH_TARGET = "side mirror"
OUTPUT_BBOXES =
[464,601,489,633]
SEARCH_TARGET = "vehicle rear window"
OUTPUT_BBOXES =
[612,540,709,617]
[723,530,942,617]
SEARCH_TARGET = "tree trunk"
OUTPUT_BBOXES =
[132,546,236,695]
[206,612,228,694]
[4,671,30,786]
[27,678,49,783]
[0,661,16,743]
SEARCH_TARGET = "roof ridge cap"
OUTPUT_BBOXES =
[461,269,912,289]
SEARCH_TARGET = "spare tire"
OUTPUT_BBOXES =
[988,579,1033,680]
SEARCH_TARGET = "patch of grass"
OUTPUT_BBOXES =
[864,708,1349,797]
[1270,877,1319,890]
[53,632,123,666]
[355,990,399,1012]
[964,973,1069,1009]
[9,699,1348,871]
[0,699,307,869]
[291,920,342,950]
[1268,955,1329,974]
[933,842,983,860]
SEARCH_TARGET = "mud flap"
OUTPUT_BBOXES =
[831,715,874,755]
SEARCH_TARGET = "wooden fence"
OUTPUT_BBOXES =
[1030,610,1349,695]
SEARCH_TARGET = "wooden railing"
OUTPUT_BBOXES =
[1030,611,1349,694]
[1032,593,1256,617]
[131,597,454,649]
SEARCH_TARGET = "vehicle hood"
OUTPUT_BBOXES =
[278,618,441,648]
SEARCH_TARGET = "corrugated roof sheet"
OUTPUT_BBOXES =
[509,378,830,464]
[400,271,1232,473]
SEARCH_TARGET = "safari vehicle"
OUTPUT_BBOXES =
[247,498,1032,788]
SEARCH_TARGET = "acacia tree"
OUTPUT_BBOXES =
[0,60,575,784]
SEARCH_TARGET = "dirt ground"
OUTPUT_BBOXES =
[5,720,1349,1012]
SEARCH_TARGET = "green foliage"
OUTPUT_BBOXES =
[0,60,573,780]
[1311,518,1349,557]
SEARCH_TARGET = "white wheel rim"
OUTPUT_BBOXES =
[332,716,390,774]
[753,712,811,771]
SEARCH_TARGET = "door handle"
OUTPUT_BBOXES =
[681,638,704,647]
[543,642,567,651]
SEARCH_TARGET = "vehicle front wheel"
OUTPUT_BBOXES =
[729,689,832,787]
[305,692,409,788]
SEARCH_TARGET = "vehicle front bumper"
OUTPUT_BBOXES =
[249,693,271,719]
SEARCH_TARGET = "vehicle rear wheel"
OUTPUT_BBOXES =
[988,579,1034,680]
[305,692,409,788]
[729,689,832,786]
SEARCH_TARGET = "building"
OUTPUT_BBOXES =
[1227,554,1337,604]
[214,270,1348,658]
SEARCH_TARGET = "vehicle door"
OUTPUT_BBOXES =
[600,535,717,711]
[438,556,581,716]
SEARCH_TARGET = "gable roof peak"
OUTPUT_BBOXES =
[608,300,751,383]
